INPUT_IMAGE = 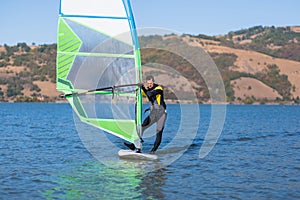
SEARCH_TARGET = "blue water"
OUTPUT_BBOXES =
[0,103,299,199]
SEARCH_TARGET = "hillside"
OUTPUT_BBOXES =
[181,26,300,103]
[0,26,300,104]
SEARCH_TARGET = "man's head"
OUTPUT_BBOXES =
[146,75,154,88]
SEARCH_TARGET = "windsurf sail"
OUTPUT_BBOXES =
[56,0,142,143]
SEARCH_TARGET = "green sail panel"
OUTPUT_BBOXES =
[85,119,138,142]
[56,17,82,92]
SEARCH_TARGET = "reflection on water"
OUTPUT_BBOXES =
[44,161,167,199]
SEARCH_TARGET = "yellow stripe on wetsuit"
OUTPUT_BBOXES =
[154,85,162,105]
[142,85,163,105]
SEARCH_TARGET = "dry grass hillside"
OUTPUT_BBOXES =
[181,28,300,103]
[0,26,300,104]
[203,44,300,98]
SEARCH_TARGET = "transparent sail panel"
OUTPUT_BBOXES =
[60,0,127,17]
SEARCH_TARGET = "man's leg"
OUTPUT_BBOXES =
[150,112,167,153]
[150,129,163,153]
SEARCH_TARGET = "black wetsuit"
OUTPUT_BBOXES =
[140,83,167,152]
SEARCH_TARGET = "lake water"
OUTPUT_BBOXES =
[0,103,299,199]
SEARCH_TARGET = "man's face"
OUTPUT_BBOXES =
[146,79,154,88]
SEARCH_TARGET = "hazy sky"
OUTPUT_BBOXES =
[0,0,299,45]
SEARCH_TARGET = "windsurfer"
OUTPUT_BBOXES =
[124,75,167,154]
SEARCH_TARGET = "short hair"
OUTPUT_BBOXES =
[146,75,154,82]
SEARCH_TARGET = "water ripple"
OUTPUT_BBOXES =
[0,104,300,199]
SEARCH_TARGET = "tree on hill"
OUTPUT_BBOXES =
[17,42,31,52]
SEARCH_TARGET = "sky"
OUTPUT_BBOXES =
[0,0,299,45]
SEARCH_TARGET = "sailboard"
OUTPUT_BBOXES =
[118,150,158,161]
[56,0,144,156]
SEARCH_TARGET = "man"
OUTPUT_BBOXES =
[124,75,167,154]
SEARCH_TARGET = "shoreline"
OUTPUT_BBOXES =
[0,99,298,105]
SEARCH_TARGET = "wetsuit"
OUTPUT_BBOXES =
[134,83,167,153]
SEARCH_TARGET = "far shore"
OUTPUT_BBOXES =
[1,99,298,105]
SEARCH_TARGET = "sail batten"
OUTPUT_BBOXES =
[60,14,128,20]
[57,51,135,58]
[57,0,142,143]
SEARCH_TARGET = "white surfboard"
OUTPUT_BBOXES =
[118,149,158,161]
